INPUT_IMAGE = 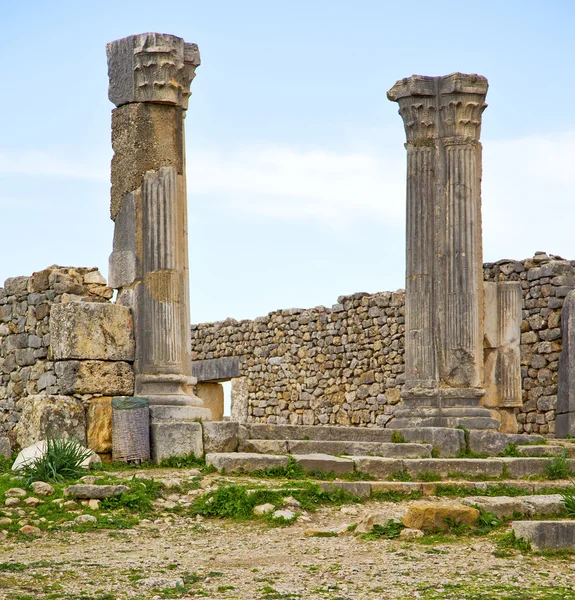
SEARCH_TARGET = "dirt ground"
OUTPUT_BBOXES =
[3,492,575,600]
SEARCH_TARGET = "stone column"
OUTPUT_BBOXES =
[388,73,498,429]
[107,33,211,429]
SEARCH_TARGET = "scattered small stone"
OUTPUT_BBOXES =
[253,503,276,516]
[297,515,312,522]
[340,506,359,516]
[88,499,100,510]
[52,498,65,505]
[163,501,177,509]
[272,509,296,521]
[138,577,185,590]
[31,482,54,496]
[64,484,129,499]
[74,514,97,525]
[19,525,41,535]
[5,498,20,507]
[6,488,26,498]
[0,517,12,525]
[399,528,424,539]
[24,497,43,507]
[283,496,301,509]
[63,500,78,509]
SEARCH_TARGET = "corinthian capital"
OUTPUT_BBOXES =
[387,73,488,143]
[107,33,200,109]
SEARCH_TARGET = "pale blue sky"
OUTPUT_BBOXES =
[1,0,574,323]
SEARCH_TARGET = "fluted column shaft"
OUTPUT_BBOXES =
[388,73,489,406]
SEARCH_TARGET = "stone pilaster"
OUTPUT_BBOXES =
[388,73,498,429]
[107,33,210,421]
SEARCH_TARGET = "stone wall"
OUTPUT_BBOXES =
[483,252,575,435]
[191,253,575,435]
[0,266,134,449]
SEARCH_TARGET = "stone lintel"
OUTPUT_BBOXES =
[107,32,200,109]
[192,356,241,382]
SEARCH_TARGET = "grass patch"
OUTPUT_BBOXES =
[391,431,406,444]
[546,453,572,480]
[415,582,575,599]
[419,472,443,482]
[18,438,93,483]
[388,469,412,482]
[497,530,532,553]
[191,482,360,523]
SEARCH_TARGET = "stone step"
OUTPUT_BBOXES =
[512,521,575,551]
[205,451,575,480]
[462,494,565,518]
[517,445,566,457]
[237,439,432,458]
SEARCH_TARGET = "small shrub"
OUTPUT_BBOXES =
[157,453,206,469]
[546,453,572,480]
[250,457,307,480]
[363,519,405,540]
[388,469,412,482]
[501,443,521,457]
[498,531,532,553]
[561,488,575,516]
[391,431,406,444]
[18,438,93,483]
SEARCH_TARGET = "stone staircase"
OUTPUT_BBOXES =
[202,422,575,481]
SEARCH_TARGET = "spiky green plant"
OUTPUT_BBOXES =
[19,437,93,483]
[545,453,572,480]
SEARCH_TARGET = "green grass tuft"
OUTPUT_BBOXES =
[18,437,93,483]
[545,453,572,480]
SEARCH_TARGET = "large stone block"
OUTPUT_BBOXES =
[205,452,289,473]
[512,520,575,551]
[150,421,203,463]
[14,395,86,448]
[50,303,135,361]
[293,454,355,475]
[202,422,239,453]
[195,382,224,421]
[192,357,240,382]
[55,361,134,396]
[557,290,575,437]
[402,501,479,531]
[86,397,112,453]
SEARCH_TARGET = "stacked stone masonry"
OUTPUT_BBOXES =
[0,266,135,449]
[191,253,575,435]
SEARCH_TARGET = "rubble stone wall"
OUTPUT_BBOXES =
[191,253,575,435]
[0,266,123,446]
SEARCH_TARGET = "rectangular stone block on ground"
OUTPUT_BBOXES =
[461,496,526,519]
[468,431,545,456]
[403,458,504,478]
[399,428,465,457]
[499,457,567,478]
[517,445,565,457]
[512,521,575,551]
[286,439,431,458]
[318,481,372,499]
[521,495,565,516]
[202,422,239,453]
[293,454,355,475]
[369,482,424,494]
[205,452,289,473]
[50,302,135,361]
[352,457,404,479]
[150,421,203,464]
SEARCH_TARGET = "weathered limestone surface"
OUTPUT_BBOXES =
[512,521,575,551]
[402,501,479,531]
[205,452,289,473]
[50,302,135,361]
[557,290,575,436]
[86,397,112,454]
[202,421,239,453]
[483,282,523,432]
[149,420,204,463]
[107,32,210,423]
[14,395,86,448]
[64,484,129,499]
[55,361,134,396]
[291,454,355,475]
[387,73,496,429]
[195,382,224,421]
[192,357,240,382]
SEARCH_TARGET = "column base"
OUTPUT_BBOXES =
[136,373,209,408]
[389,387,500,430]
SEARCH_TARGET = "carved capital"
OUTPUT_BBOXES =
[388,73,488,142]
[107,33,200,109]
